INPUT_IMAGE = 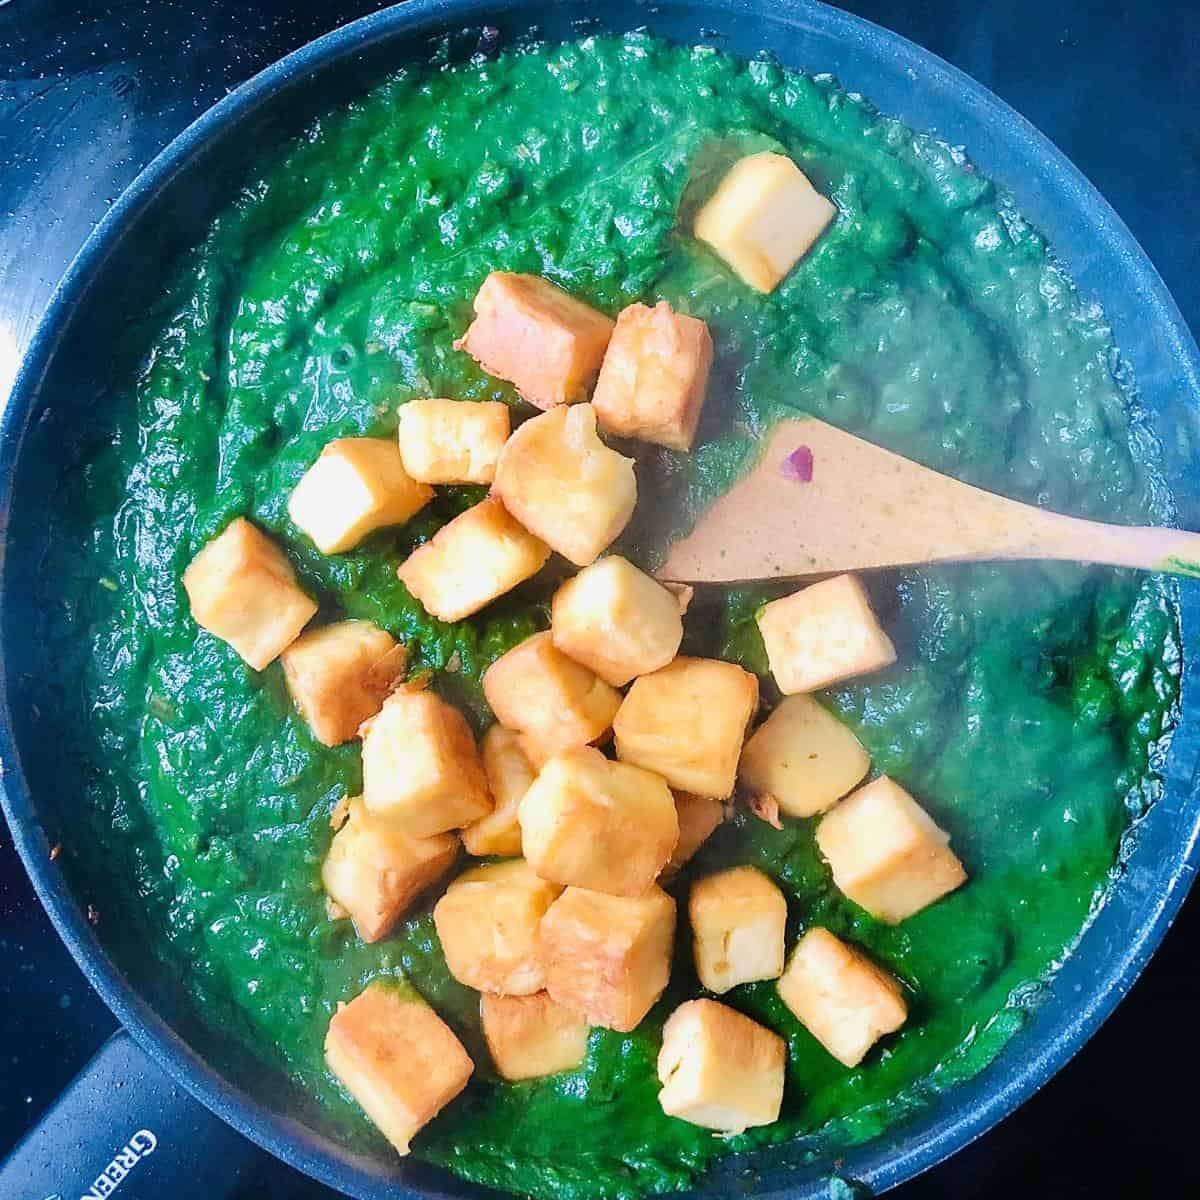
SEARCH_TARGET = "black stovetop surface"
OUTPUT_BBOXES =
[2,2,1198,1196]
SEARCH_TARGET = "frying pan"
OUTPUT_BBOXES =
[2,1,1199,1197]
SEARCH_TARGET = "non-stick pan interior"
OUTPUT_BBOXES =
[2,2,1198,1197]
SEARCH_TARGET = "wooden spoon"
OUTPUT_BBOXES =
[656,417,1200,583]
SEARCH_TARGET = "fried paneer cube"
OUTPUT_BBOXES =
[550,556,684,687]
[592,301,713,451]
[321,797,458,943]
[757,574,896,695]
[689,866,787,994]
[183,517,317,670]
[481,992,589,1082]
[693,151,836,293]
[360,688,492,837]
[664,793,726,877]
[397,495,550,623]
[657,999,785,1133]
[816,776,966,924]
[281,619,406,747]
[739,695,870,819]
[454,271,614,410]
[613,657,758,798]
[288,437,433,555]
[776,927,907,1067]
[397,398,511,485]
[462,725,535,858]
[538,885,676,1032]
[518,747,679,897]
[482,632,621,768]
[433,859,562,996]
[325,981,473,1155]
[493,404,636,567]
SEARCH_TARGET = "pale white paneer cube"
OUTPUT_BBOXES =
[657,999,785,1133]
[397,398,511,485]
[493,404,636,567]
[739,695,870,819]
[396,496,550,623]
[324,981,473,1156]
[689,866,787,994]
[664,793,726,877]
[757,574,897,694]
[693,151,837,293]
[538,885,676,1032]
[481,992,589,1082]
[518,746,679,897]
[550,556,684,687]
[360,687,493,837]
[322,798,459,943]
[776,927,907,1067]
[613,657,759,798]
[183,517,317,670]
[482,632,621,768]
[816,776,966,924]
[454,272,615,410]
[462,725,535,858]
[433,859,562,995]
[592,301,713,452]
[281,620,406,747]
[288,437,433,555]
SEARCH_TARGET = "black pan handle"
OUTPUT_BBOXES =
[0,1029,259,1198]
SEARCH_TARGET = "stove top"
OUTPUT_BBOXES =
[2,2,1198,1195]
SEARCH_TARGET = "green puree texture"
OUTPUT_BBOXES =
[50,32,1181,1200]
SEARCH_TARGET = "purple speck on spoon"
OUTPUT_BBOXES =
[780,444,814,483]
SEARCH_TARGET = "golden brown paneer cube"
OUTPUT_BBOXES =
[454,272,615,410]
[518,747,678,897]
[538,885,676,1032]
[689,866,787,994]
[550,556,684,687]
[482,632,621,768]
[397,496,550,623]
[693,152,836,294]
[757,574,897,695]
[592,301,713,452]
[776,927,907,1067]
[321,797,459,943]
[360,687,492,837]
[433,859,561,996]
[325,981,473,1155]
[288,437,433,555]
[492,404,636,567]
[481,992,590,1082]
[613,657,758,798]
[397,398,511,485]
[664,793,726,877]
[462,725,534,858]
[182,517,317,671]
[739,695,870,819]
[281,620,406,747]
[816,776,966,924]
[657,999,785,1133]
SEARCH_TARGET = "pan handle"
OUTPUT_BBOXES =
[0,1029,259,1198]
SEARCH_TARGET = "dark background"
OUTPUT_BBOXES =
[1,1,1197,1196]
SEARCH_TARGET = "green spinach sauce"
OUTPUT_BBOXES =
[49,32,1178,1200]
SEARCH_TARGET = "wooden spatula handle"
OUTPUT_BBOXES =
[1009,510,1200,577]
